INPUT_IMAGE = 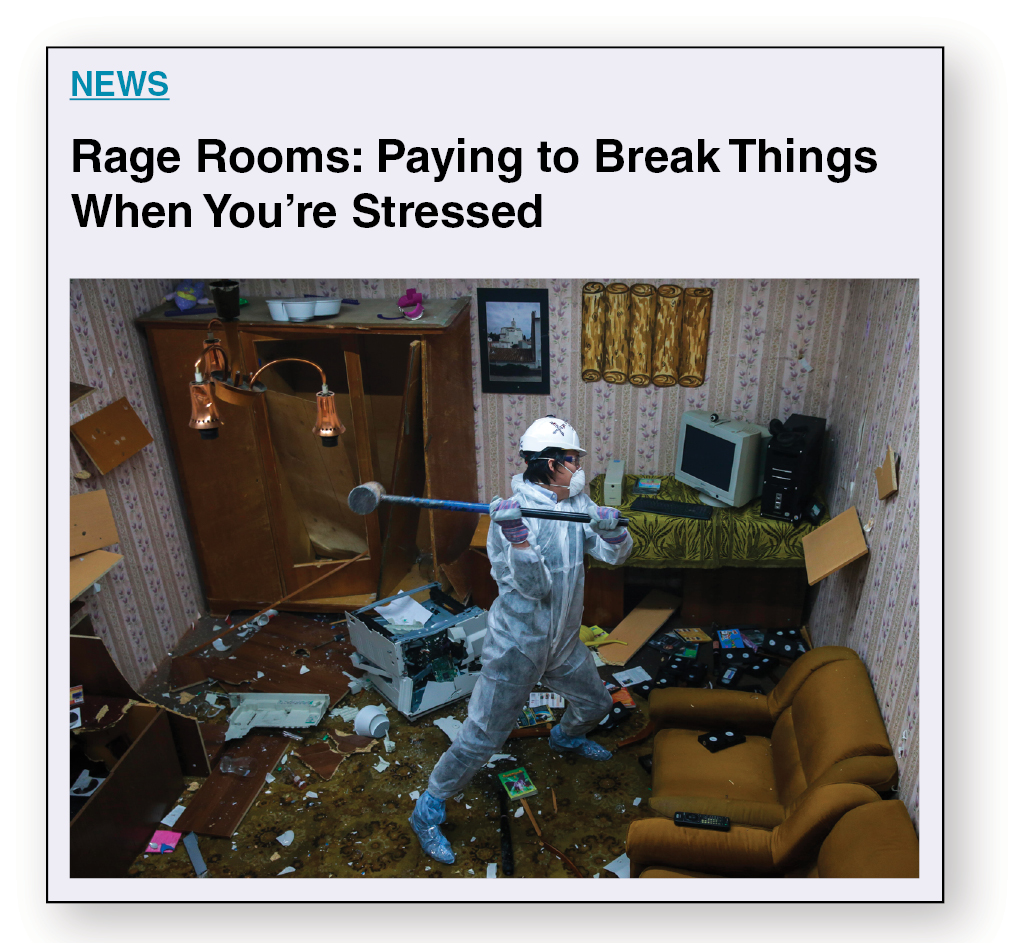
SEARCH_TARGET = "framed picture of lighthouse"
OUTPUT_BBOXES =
[476,287,551,395]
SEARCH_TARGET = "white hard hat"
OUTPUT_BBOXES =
[519,416,587,456]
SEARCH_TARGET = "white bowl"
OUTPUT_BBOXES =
[313,298,342,317]
[265,299,289,322]
[354,705,390,739]
[283,299,317,321]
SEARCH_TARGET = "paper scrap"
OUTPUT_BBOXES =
[374,595,432,626]
[529,692,565,709]
[256,671,265,678]
[487,862,498,879]
[373,757,390,773]
[514,807,524,818]
[179,692,195,705]
[612,666,652,687]
[633,797,642,806]
[146,829,182,854]
[592,650,605,667]
[299,665,310,675]
[276,830,295,847]
[409,790,421,801]
[270,852,281,862]
[278,866,296,875]
[487,753,514,767]
[94,704,109,722]
[603,852,631,879]
[306,791,318,798]
[434,716,464,742]
[160,804,187,827]
[265,773,276,784]
[331,705,360,722]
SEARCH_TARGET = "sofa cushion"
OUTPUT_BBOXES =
[815,800,919,878]
[789,659,895,785]
[766,646,862,720]
[650,727,784,828]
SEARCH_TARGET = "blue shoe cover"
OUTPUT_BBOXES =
[549,723,613,761]
[409,791,455,864]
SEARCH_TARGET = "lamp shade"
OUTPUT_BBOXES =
[188,379,223,439]
[313,390,344,447]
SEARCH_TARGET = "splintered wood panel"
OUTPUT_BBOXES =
[166,712,212,776]
[802,506,869,585]
[195,613,359,704]
[70,549,123,601]
[292,742,347,781]
[70,708,183,878]
[598,589,681,666]
[422,316,479,568]
[173,735,290,837]
[70,381,96,406]
[70,489,120,556]
[70,635,137,699]
[70,397,154,474]
[378,341,425,598]
[263,390,368,558]
[143,325,282,605]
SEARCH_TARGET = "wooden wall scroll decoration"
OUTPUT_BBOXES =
[580,282,608,382]
[678,287,713,387]
[627,284,657,386]
[581,282,713,388]
[602,283,631,384]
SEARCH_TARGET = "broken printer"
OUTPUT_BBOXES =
[346,583,488,721]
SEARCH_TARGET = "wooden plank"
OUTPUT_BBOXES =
[70,708,183,877]
[70,381,96,406]
[70,397,154,474]
[378,341,425,598]
[802,506,869,585]
[70,489,120,556]
[597,589,681,666]
[166,712,212,777]
[70,635,137,699]
[422,316,479,570]
[70,549,123,601]
[173,735,290,837]
[344,349,382,568]
[137,296,471,332]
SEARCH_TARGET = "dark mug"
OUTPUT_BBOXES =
[209,280,240,320]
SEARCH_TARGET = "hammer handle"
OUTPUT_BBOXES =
[379,493,624,524]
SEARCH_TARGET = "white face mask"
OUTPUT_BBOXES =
[557,463,586,498]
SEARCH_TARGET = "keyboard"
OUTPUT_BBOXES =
[629,497,714,520]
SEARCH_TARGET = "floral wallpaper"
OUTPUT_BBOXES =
[70,279,204,691]
[69,277,920,828]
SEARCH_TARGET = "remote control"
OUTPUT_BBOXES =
[629,497,714,520]
[674,811,731,831]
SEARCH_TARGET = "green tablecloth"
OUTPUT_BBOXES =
[588,475,829,569]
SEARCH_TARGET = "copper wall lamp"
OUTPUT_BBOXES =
[188,321,344,447]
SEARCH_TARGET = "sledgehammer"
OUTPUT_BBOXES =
[347,481,628,525]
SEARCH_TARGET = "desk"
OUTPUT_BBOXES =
[589,475,830,627]
[588,475,829,570]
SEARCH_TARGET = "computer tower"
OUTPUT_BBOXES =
[760,414,826,523]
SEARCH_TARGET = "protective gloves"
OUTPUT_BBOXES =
[490,496,529,545]
[589,506,627,543]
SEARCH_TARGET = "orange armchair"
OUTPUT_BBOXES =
[645,647,898,828]
[627,793,918,879]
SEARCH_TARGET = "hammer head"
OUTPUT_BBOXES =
[348,481,386,515]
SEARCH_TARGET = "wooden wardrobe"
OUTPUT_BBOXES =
[139,297,477,613]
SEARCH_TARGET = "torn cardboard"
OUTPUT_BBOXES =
[597,590,681,666]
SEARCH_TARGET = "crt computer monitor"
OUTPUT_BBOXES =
[674,410,770,507]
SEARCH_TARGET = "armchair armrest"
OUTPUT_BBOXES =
[648,688,774,736]
[626,816,775,878]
